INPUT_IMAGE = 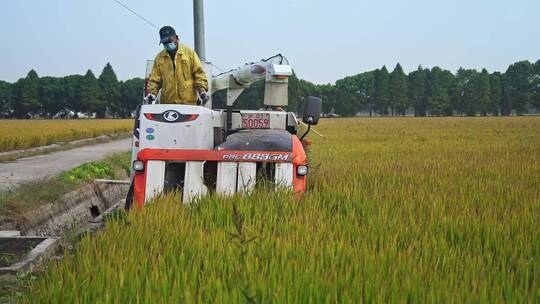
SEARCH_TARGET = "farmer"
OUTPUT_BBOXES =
[145,26,209,105]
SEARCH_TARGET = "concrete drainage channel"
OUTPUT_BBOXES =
[0,232,58,282]
[0,179,130,282]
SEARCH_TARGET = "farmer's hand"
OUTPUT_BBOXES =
[144,93,156,104]
[199,90,210,105]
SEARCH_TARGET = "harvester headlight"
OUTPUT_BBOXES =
[133,160,145,172]
[297,165,308,176]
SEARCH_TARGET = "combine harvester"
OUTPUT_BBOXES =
[125,2,322,209]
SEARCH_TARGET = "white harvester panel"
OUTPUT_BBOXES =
[139,104,219,150]
[145,160,166,202]
[238,163,256,193]
[275,163,294,190]
[183,161,208,203]
[216,162,238,196]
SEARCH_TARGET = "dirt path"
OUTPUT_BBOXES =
[0,138,132,190]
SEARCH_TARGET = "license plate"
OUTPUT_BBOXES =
[242,113,270,129]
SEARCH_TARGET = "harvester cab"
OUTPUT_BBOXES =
[126,54,321,209]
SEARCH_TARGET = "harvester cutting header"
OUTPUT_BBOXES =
[125,1,321,209]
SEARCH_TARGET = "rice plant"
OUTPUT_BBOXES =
[21,117,540,302]
[0,119,132,152]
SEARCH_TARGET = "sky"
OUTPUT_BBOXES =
[0,0,538,84]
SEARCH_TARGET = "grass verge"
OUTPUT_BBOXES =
[0,133,130,163]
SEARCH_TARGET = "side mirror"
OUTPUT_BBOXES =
[302,96,322,125]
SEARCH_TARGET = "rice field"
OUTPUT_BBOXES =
[0,119,133,152]
[22,117,540,302]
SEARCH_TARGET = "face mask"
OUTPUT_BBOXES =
[164,42,177,51]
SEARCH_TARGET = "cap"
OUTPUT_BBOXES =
[159,26,176,44]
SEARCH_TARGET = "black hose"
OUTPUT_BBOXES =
[299,124,311,141]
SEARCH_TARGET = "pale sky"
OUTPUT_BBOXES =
[0,0,538,84]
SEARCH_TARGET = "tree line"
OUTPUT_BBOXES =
[0,63,144,118]
[285,59,540,117]
[1,60,539,118]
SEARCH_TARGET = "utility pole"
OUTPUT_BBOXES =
[193,0,206,60]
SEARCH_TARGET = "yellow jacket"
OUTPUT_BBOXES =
[148,44,208,105]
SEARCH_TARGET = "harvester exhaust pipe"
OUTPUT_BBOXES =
[193,0,206,60]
